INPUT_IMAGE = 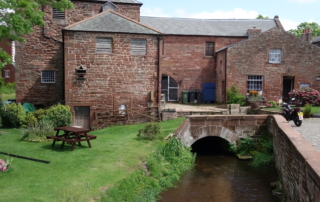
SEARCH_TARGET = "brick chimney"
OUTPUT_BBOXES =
[301,28,312,43]
[247,27,262,39]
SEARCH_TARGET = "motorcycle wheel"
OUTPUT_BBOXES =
[294,119,302,127]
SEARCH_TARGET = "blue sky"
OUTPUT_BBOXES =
[139,0,320,30]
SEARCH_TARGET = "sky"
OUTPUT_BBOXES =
[139,0,320,31]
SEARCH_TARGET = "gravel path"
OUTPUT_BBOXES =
[290,118,320,152]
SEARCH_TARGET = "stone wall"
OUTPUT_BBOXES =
[174,115,268,147]
[64,31,159,125]
[15,1,141,107]
[220,27,320,102]
[268,115,320,201]
[161,36,245,101]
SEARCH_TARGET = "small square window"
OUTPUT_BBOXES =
[53,8,65,19]
[96,38,112,53]
[247,75,263,93]
[269,49,281,63]
[205,42,215,56]
[4,70,10,78]
[131,39,146,55]
[41,71,55,83]
[300,83,310,88]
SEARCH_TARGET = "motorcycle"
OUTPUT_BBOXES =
[281,102,303,127]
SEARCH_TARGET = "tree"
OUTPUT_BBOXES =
[0,0,74,69]
[288,22,320,37]
[256,14,269,19]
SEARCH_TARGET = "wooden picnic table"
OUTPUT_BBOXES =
[46,126,97,151]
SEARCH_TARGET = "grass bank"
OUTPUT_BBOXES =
[0,118,186,202]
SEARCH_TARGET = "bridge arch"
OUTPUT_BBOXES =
[174,115,268,147]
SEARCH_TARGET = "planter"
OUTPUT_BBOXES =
[250,102,260,110]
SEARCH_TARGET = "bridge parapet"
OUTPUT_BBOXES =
[174,115,268,147]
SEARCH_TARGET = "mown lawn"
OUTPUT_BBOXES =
[0,118,185,202]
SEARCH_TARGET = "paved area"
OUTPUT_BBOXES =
[165,103,227,113]
[290,118,320,152]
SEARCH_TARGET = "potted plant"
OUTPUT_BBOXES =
[248,91,263,109]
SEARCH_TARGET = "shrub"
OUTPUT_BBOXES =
[21,120,55,142]
[289,87,320,106]
[5,82,16,89]
[0,77,4,89]
[0,158,12,172]
[303,103,312,118]
[226,85,246,106]
[33,109,47,122]
[230,137,255,156]
[106,137,195,202]
[46,104,72,127]
[137,123,161,140]
[24,112,38,127]
[1,103,26,128]
[266,100,278,107]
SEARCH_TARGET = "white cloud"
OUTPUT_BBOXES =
[140,7,171,17]
[287,0,317,3]
[174,8,259,19]
[280,18,300,30]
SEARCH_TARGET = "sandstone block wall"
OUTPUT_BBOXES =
[268,115,320,202]
[161,36,245,101]
[64,31,158,116]
[222,27,320,102]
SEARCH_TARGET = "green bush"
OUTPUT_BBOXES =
[5,82,16,89]
[33,109,47,122]
[303,103,312,118]
[137,123,161,140]
[226,85,246,106]
[1,103,26,128]
[46,104,72,127]
[24,112,38,127]
[0,77,4,89]
[21,120,55,142]
[106,137,195,202]
[230,132,274,167]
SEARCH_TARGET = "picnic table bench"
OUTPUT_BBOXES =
[46,126,97,151]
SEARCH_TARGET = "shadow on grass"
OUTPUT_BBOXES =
[40,142,92,152]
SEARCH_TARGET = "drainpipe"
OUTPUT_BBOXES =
[157,35,162,111]
[224,50,227,103]
[62,30,65,104]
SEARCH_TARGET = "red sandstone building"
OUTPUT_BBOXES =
[0,40,15,84]
[15,0,320,128]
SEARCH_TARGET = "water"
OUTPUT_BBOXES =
[158,137,280,202]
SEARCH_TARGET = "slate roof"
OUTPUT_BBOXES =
[64,10,161,34]
[140,16,277,36]
[312,36,320,43]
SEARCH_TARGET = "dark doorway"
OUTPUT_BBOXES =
[161,74,178,102]
[74,106,90,129]
[283,76,294,103]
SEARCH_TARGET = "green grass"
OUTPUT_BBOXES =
[265,106,320,114]
[0,118,185,202]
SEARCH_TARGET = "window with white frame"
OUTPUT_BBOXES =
[4,70,10,78]
[269,49,281,63]
[53,8,65,19]
[131,39,146,55]
[300,83,310,88]
[247,75,263,93]
[205,42,215,56]
[41,71,55,83]
[96,38,112,53]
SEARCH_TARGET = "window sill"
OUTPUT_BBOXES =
[267,61,284,64]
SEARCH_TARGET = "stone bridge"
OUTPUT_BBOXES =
[174,114,320,201]
[174,115,268,147]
